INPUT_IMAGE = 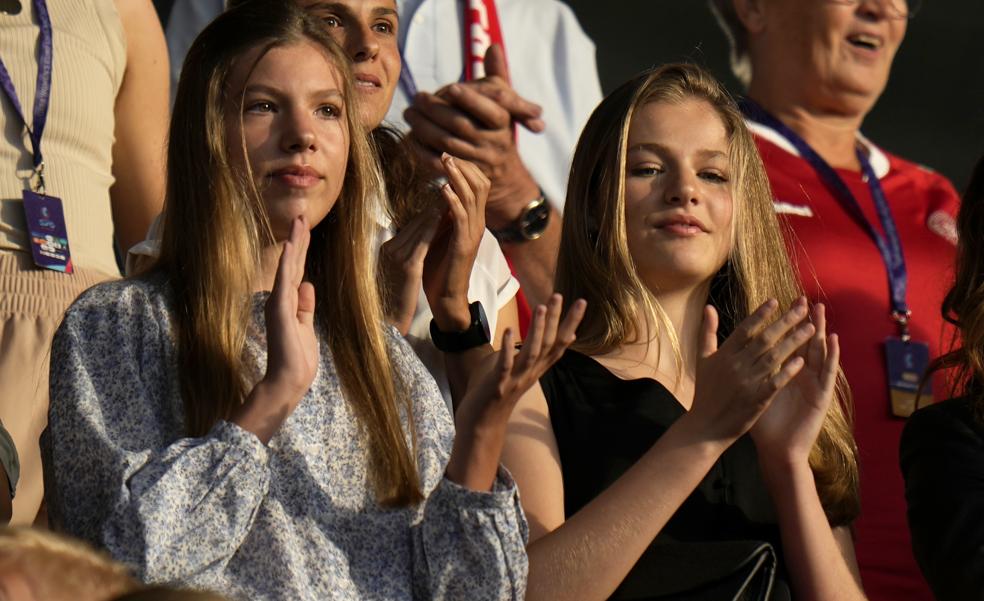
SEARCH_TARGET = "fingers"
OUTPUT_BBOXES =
[699,305,719,359]
[556,299,586,347]
[723,298,778,350]
[297,281,316,326]
[441,153,490,217]
[539,294,564,353]
[272,239,294,300]
[411,91,492,140]
[483,43,511,84]
[806,303,828,370]
[753,320,815,377]
[819,333,840,395]
[769,355,806,392]
[498,328,516,376]
[745,297,809,359]
[404,105,482,160]
[515,296,585,372]
[517,304,548,372]
[440,84,515,131]
[382,209,441,272]
[440,157,470,227]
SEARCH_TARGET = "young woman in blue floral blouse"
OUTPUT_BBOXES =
[41,2,583,598]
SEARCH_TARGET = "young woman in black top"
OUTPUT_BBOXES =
[901,154,984,601]
[501,64,864,600]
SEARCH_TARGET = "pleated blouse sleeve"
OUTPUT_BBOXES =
[382,327,530,599]
[44,277,272,583]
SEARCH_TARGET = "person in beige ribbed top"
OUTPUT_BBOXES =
[0,0,169,525]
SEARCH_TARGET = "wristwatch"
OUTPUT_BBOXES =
[490,194,551,243]
[429,301,491,353]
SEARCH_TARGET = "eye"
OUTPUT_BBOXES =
[321,14,341,28]
[373,20,395,34]
[245,100,275,114]
[699,170,729,184]
[317,103,342,119]
[629,164,663,177]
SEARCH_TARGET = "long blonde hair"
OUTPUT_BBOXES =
[557,63,860,525]
[156,0,421,506]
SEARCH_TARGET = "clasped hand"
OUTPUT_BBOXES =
[403,44,544,223]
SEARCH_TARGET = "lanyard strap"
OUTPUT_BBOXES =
[0,0,52,190]
[740,98,911,334]
[398,0,504,99]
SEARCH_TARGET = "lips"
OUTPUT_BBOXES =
[653,213,708,237]
[270,165,323,188]
[353,73,382,89]
[846,32,884,51]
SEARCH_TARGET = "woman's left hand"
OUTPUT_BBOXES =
[446,295,587,490]
[750,300,841,467]
[423,153,489,333]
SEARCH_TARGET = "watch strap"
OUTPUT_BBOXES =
[490,194,550,243]
[429,301,492,353]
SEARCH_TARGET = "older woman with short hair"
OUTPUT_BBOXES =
[711,1,959,599]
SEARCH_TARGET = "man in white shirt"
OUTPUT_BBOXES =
[393,0,602,307]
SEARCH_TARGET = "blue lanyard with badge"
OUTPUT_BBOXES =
[741,98,929,418]
[0,0,72,273]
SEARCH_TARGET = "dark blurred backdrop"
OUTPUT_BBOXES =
[560,0,984,191]
[152,0,984,190]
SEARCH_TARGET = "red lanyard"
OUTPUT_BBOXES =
[463,0,506,81]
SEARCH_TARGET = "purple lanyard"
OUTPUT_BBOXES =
[0,0,52,190]
[741,98,912,334]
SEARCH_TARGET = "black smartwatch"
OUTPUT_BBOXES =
[430,301,491,353]
[490,194,551,243]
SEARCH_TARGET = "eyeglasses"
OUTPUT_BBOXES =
[826,0,922,20]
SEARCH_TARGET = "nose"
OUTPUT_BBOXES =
[856,0,894,20]
[280,107,317,154]
[346,22,380,63]
[662,170,699,206]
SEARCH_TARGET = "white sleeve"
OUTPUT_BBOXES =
[471,230,520,336]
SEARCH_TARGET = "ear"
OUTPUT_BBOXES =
[733,0,767,35]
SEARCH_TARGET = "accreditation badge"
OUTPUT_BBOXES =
[884,337,931,418]
[22,189,73,273]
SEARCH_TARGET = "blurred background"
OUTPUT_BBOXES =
[151,0,984,190]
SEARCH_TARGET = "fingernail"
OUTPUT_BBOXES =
[448,84,461,95]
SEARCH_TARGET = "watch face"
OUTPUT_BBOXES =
[520,199,551,240]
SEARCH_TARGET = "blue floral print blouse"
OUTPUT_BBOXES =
[43,274,528,600]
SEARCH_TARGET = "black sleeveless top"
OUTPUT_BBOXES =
[540,349,790,598]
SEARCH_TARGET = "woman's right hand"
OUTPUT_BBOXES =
[687,298,816,445]
[263,216,319,401]
[234,217,319,443]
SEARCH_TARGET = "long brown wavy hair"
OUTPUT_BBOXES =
[156,0,422,506]
[556,64,860,525]
[928,155,984,419]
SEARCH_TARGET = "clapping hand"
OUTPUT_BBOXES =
[687,298,816,445]
[263,216,319,401]
[234,217,320,444]
[422,154,490,332]
[750,302,840,466]
[380,207,441,335]
[446,295,586,490]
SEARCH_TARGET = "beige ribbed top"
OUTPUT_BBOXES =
[0,0,126,276]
